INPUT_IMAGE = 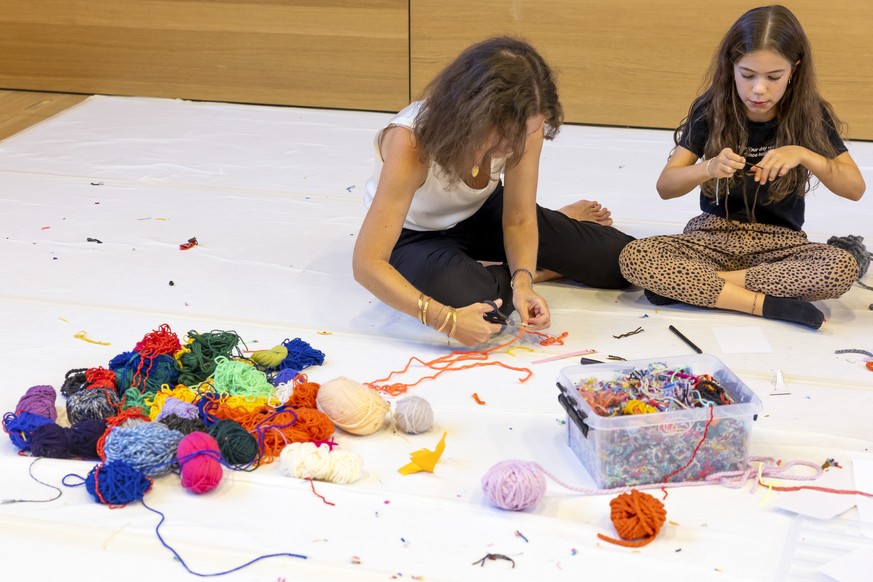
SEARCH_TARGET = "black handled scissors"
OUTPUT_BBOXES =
[482,300,511,325]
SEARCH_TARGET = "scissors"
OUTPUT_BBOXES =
[482,300,512,326]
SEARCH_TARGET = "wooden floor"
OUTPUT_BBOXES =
[0,90,89,140]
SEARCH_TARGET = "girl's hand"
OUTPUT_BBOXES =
[750,146,805,183]
[447,302,505,346]
[708,148,746,179]
[512,288,551,330]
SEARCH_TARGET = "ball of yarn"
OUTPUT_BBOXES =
[61,368,88,398]
[278,442,362,484]
[155,397,200,422]
[327,449,363,484]
[158,413,206,435]
[316,377,389,436]
[394,396,434,434]
[279,441,334,481]
[29,423,71,458]
[68,419,107,459]
[3,411,55,451]
[597,489,667,547]
[177,431,223,494]
[481,460,547,511]
[280,378,320,409]
[84,460,152,506]
[66,387,120,424]
[16,385,58,421]
[828,234,871,278]
[280,337,325,370]
[103,422,184,477]
[207,419,259,465]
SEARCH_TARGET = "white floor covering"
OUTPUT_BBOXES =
[1,95,871,581]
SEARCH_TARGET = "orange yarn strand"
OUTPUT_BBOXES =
[597,489,667,548]
[367,330,535,397]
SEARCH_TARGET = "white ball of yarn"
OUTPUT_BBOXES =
[394,396,434,434]
[326,449,363,484]
[316,377,389,436]
[279,442,333,480]
[278,442,363,484]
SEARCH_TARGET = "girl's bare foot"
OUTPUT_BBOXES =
[559,199,613,226]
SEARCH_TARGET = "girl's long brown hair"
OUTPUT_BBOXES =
[677,5,843,202]
[414,37,563,183]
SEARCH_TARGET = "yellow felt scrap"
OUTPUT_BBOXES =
[398,431,447,475]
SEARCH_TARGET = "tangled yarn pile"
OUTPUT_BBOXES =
[3,323,356,503]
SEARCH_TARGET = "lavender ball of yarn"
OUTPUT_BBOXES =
[155,397,200,422]
[481,460,547,511]
[394,396,434,434]
[16,385,58,421]
[66,387,120,424]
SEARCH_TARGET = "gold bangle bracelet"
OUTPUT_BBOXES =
[436,307,453,333]
[447,308,458,339]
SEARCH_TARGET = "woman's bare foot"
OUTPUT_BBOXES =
[559,199,613,226]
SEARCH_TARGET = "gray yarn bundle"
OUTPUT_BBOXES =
[828,234,872,290]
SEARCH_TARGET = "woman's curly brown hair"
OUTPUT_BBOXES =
[414,37,563,184]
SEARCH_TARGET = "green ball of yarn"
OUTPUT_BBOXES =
[208,419,259,465]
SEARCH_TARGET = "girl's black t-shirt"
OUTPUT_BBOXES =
[679,111,847,230]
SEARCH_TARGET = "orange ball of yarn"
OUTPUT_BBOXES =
[597,489,667,547]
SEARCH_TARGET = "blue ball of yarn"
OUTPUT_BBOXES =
[84,461,152,506]
[66,387,120,424]
[272,367,300,386]
[103,422,184,477]
[69,419,108,459]
[111,353,180,394]
[281,338,325,370]
[2,411,55,451]
[29,423,71,458]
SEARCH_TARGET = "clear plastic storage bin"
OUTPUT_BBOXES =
[556,354,762,489]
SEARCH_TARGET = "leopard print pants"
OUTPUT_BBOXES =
[618,213,859,307]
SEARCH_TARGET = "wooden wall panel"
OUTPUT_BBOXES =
[411,1,873,139]
[0,0,408,112]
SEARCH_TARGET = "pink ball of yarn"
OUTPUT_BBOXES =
[177,431,223,494]
[481,460,547,511]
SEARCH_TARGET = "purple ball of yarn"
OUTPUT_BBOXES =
[84,460,152,506]
[69,419,107,459]
[16,385,58,422]
[155,397,200,422]
[30,423,71,458]
[481,460,548,511]
[2,411,55,451]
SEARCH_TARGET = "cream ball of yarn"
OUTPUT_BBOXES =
[326,449,363,484]
[316,376,389,436]
[394,395,434,434]
[279,442,333,480]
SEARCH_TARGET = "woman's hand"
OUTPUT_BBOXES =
[446,301,506,346]
[512,287,551,330]
[749,145,806,183]
[707,147,746,179]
